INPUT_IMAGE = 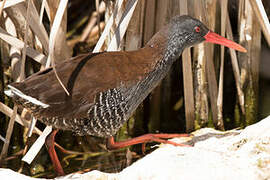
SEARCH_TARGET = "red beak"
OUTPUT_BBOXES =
[204,31,247,53]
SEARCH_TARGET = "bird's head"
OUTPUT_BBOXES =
[168,15,246,52]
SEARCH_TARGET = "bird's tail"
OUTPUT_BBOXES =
[4,85,49,108]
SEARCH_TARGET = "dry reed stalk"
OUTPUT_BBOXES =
[19,0,31,82]
[43,0,51,22]
[180,0,195,132]
[0,135,5,142]
[0,27,47,65]
[3,13,21,82]
[0,0,7,18]
[39,0,46,24]
[89,22,105,39]
[225,12,245,115]
[204,0,224,130]
[125,0,144,51]
[47,0,70,62]
[0,105,17,160]
[4,9,23,82]
[139,0,145,47]
[143,0,155,45]
[0,0,24,10]
[80,1,105,42]
[107,0,138,51]
[94,0,126,52]
[69,22,105,48]
[26,117,37,138]
[193,1,209,128]
[194,43,209,127]
[0,102,42,135]
[0,21,5,139]
[96,0,101,37]
[217,0,228,123]
[249,0,270,46]
[16,1,49,53]
[238,0,261,126]
[22,126,52,164]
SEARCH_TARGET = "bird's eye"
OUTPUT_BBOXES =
[195,26,200,33]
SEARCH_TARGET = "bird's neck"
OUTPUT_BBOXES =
[145,24,184,67]
[123,26,186,118]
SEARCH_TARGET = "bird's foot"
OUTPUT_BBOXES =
[106,133,191,152]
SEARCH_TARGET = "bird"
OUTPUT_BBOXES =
[5,15,246,176]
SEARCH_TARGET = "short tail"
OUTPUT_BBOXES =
[5,85,49,108]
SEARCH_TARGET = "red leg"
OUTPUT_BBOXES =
[106,133,190,150]
[45,129,65,176]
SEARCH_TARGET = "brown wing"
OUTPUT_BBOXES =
[10,46,163,120]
